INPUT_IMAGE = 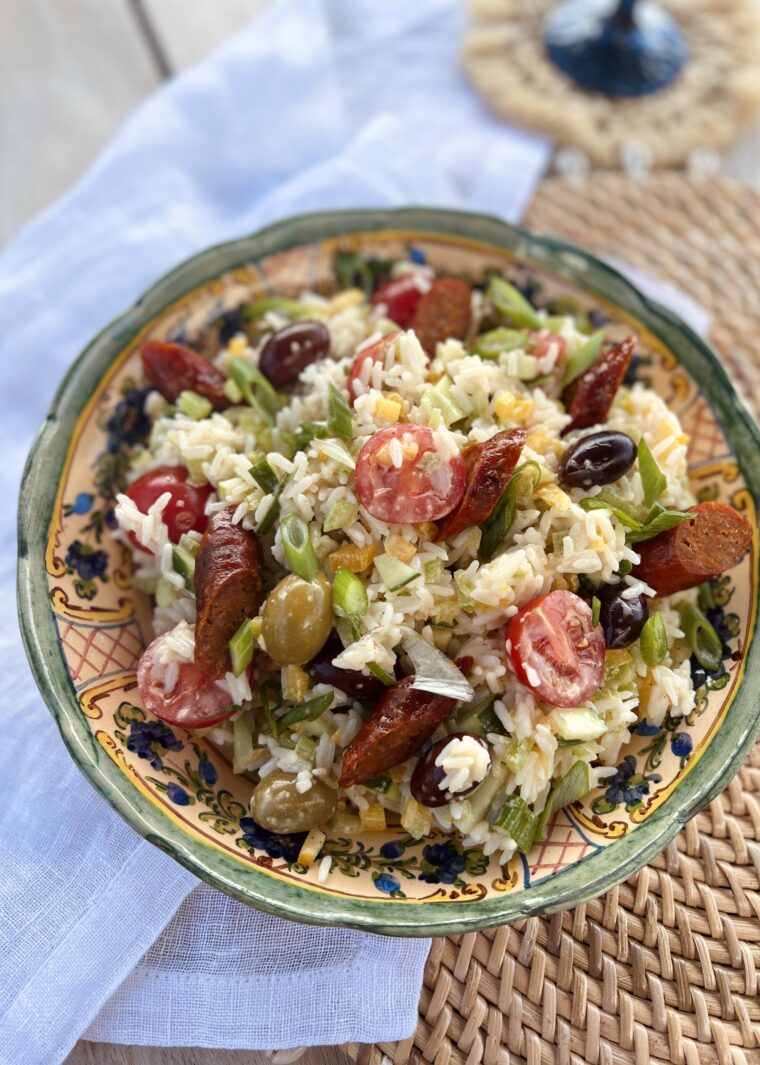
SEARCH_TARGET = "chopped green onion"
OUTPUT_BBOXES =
[261,681,282,738]
[281,421,331,456]
[487,276,541,330]
[367,661,395,686]
[224,378,244,404]
[171,544,196,593]
[627,503,690,544]
[249,458,278,494]
[616,560,633,577]
[327,383,353,440]
[592,595,601,627]
[561,330,605,387]
[255,475,289,536]
[469,328,530,359]
[640,613,668,667]
[334,251,393,295]
[279,692,334,728]
[479,461,541,562]
[578,496,643,530]
[228,358,282,420]
[492,796,539,854]
[242,297,306,321]
[177,390,213,420]
[280,514,318,582]
[332,567,368,638]
[228,618,255,677]
[698,581,716,612]
[679,602,723,671]
[637,437,667,508]
[536,760,590,839]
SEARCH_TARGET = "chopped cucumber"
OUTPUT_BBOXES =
[374,553,420,592]
[549,707,606,742]
[177,390,213,420]
[419,375,467,426]
[172,545,196,593]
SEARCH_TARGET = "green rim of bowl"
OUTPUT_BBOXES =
[17,207,760,936]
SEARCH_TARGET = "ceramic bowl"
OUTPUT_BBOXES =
[18,208,760,935]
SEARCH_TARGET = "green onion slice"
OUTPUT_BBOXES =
[367,661,395,687]
[332,567,369,638]
[229,618,255,677]
[327,382,353,440]
[228,358,282,420]
[637,437,667,508]
[578,495,643,530]
[679,602,723,671]
[561,330,605,388]
[280,514,318,582]
[640,613,668,667]
[261,681,282,738]
[492,796,538,854]
[249,458,278,494]
[479,461,541,562]
[469,328,530,360]
[255,475,289,536]
[241,297,306,321]
[279,692,334,728]
[627,503,690,544]
[487,276,541,330]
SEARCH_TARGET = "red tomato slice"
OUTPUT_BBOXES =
[531,332,567,360]
[506,590,605,708]
[125,466,212,554]
[371,277,424,328]
[137,634,236,729]
[347,332,401,403]
[355,424,466,523]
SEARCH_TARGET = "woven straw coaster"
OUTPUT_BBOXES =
[463,0,760,169]
[345,174,760,1065]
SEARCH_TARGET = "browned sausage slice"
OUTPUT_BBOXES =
[194,508,263,678]
[410,278,472,356]
[339,677,455,788]
[142,340,230,411]
[632,501,752,597]
[562,336,635,433]
[436,428,526,541]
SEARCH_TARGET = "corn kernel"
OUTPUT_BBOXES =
[552,573,580,592]
[297,828,327,869]
[495,390,534,423]
[282,664,309,702]
[328,288,365,313]
[228,335,248,356]
[534,483,571,511]
[327,543,377,574]
[386,533,416,563]
[375,396,402,422]
[359,802,387,833]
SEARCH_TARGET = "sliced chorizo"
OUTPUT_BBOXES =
[633,501,752,597]
[141,340,230,411]
[436,428,526,541]
[410,278,472,356]
[194,508,263,679]
[339,678,456,788]
[562,335,635,433]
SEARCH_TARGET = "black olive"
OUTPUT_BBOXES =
[410,732,490,808]
[559,430,637,489]
[259,321,330,388]
[598,585,649,648]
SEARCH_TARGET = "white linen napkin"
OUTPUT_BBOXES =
[0,1,551,1061]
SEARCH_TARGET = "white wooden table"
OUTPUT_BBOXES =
[4,2,758,1062]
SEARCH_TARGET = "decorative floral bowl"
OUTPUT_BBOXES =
[18,208,760,936]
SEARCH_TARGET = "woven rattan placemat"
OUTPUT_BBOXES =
[346,174,760,1065]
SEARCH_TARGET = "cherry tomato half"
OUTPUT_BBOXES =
[347,332,400,404]
[137,633,236,730]
[125,466,212,554]
[506,590,605,708]
[371,276,424,328]
[355,423,466,524]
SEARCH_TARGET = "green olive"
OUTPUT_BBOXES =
[251,771,337,833]
[262,571,332,664]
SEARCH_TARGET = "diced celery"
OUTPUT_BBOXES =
[374,553,420,592]
[513,353,540,380]
[232,712,257,774]
[323,499,359,533]
[501,738,531,774]
[549,707,606,742]
[492,796,538,853]
[224,377,244,404]
[419,376,467,426]
[229,619,254,677]
[177,390,213,420]
[453,760,508,834]
[536,760,590,838]
[453,570,475,610]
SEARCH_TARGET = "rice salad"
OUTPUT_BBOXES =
[113,255,750,874]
